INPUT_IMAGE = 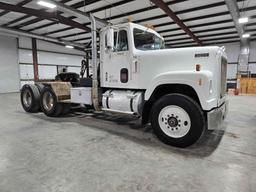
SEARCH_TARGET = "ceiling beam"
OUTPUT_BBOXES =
[135,1,229,23]
[25,0,177,36]
[44,0,108,27]
[17,0,114,31]
[1,0,72,27]
[155,19,233,29]
[166,35,240,44]
[57,2,231,40]
[150,0,202,45]
[104,0,188,21]
[26,0,99,32]
[163,26,235,38]
[24,0,245,40]
[224,0,244,38]
[0,26,85,49]
[0,0,33,17]
[26,0,133,33]
[0,2,91,32]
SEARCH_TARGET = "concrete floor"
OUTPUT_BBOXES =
[0,93,256,192]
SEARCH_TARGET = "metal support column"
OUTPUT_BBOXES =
[32,38,39,81]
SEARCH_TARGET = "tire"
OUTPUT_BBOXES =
[20,84,41,113]
[35,83,45,111]
[62,103,71,115]
[151,94,205,148]
[35,83,45,94]
[40,86,63,117]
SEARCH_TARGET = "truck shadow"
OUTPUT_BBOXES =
[30,111,226,158]
[89,112,226,158]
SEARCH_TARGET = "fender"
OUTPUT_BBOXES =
[144,71,217,111]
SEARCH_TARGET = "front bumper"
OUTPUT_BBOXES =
[207,100,228,130]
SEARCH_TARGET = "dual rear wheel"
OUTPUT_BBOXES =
[20,84,70,117]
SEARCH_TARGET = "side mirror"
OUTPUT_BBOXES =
[106,28,114,50]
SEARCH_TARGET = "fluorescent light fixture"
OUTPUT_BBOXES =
[37,1,56,9]
[65,45,74,49]
[242,33,250,38]
[238,17,249,24]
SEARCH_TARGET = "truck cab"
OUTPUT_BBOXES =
[99,22,228,147]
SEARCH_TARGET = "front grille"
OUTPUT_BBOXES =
[220,57,227,98]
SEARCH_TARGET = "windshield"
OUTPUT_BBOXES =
[133,28,165,50]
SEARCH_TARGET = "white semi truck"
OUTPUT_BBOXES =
[20,20,228,147]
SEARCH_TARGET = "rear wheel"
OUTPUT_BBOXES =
[35,83,45,94]
[20,84,41,113]
[151,94,205,147]
[40,86,63,117]
[62,103,71,115]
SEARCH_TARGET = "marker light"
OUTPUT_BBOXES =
[196,64,201,71]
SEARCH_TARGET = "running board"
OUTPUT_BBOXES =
[101,108,136,115]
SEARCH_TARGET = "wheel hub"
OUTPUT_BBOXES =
[158,105,191,138]
[43,92,54,111]
[22,89,32,108]
[167,116,178,127]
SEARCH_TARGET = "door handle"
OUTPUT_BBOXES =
[133,60,139,73]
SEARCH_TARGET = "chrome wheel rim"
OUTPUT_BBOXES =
[158,105,191,138]
[42,92,54,111]
[22,89,32,108]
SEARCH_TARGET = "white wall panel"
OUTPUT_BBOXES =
[68,67,81,74]
[227,64,237,79]
[19,65,34,79]
[37,51,83,66]
[19,49,33,64]
[38,65,57,79]
[250,41,256,62]
[0,35,20,93]
[222,42,240,63]
[18,36,32,49]
[20,81,34,87]
[36,39,85,55]
[249,64,256,74]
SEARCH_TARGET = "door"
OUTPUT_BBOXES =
[0,36,20,93]
[102,29,132,88]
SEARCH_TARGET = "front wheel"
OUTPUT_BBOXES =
[151,94,205,147]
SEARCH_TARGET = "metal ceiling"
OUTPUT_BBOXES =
[0,0,255,49]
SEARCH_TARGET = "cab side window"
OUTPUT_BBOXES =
[115,30,129,52]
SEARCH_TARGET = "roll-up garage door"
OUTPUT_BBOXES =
[0,35,20,93]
